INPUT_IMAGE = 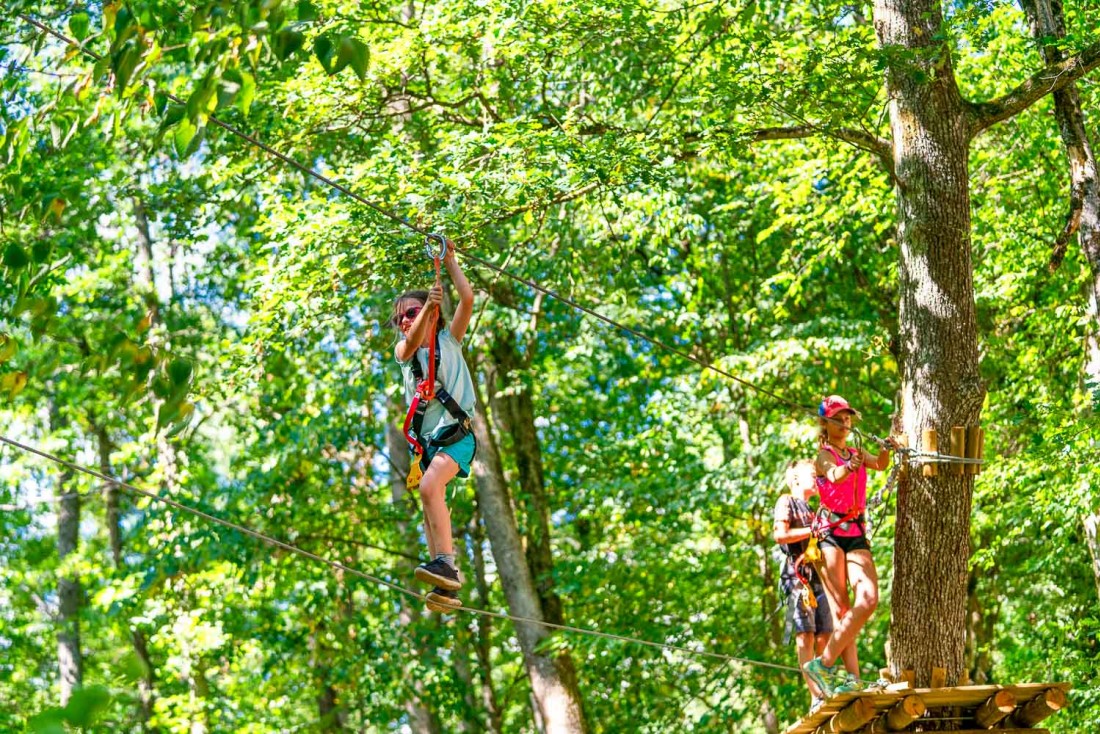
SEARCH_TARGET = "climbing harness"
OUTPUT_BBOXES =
[402,234,474,489]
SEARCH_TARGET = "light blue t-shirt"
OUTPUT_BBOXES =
[397,326,476,438]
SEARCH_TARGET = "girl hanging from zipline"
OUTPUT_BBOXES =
[803,395,896,698]
[393,235,477,613]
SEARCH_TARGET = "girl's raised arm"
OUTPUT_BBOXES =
[445,244,475,343]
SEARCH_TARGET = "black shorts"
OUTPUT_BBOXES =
[785,587,834,640]
[820,533,871,553]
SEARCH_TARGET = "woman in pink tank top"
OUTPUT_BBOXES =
[802,395,896,698]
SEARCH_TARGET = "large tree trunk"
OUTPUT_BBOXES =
[487,336,564,626]
[470,397,588,733]
[386,406,444,734]
[55,404,82,705]
[872,0,984,685]
[1020,0,1100,605]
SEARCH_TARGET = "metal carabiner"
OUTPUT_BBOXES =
[424,233,448,262]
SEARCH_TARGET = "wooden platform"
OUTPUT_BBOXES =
[782,682,1071,734]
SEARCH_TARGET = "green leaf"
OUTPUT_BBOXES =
[63,685,111,727]
[237,70,256,116]
[0,334,17,364]
[336,36,369,80]
[273,29,305,61]
[69,12,90,42]
[298,1,319,21]
[169,358,193,385]
[31,241,51,263]
[159,103,186,132]
[314,34,336,74]
[3,243,29,270]
[173,118,198,157]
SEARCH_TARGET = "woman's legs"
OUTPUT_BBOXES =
[819,545,859,674]
[822,549,878,667]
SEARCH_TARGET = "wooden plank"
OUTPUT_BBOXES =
[1008,686,1068,728]
[782,683,1070,734]
[901,669,915,688]
[965,426,981,475]
[975,689,1015,729]
[824,697,875,732]
[950,427,966,475]
[930,666,947,689]
[885,694,925,730]
[922,429,938,476]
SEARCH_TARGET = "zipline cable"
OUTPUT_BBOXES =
[16,12,979,466]
[0,433,802,675]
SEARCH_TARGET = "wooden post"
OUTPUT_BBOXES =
[922,429,938,477]
[965,426,981,476]
[959,668,971,686]
[974,689,1016,729]
[894,434,909,478]
[1008,687,1067,728]
[824,697,876,733]
[949,427,965,475]
[885,695,926,729]
[930,666,947,689]
[901,669,915,688]
[975,427,984,474]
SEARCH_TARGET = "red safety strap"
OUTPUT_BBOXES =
[402,252,444,454]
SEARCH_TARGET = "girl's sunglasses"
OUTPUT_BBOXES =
[392,305,422,327]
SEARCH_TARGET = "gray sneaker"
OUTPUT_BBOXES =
[804,657,839,698]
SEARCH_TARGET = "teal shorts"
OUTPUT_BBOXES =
[422,433,476,479]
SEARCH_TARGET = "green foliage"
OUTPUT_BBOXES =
[1,0,1098,730]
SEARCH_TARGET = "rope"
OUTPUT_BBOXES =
[0,433,801,675]
[18,14,988,470]
[14,13,914,442]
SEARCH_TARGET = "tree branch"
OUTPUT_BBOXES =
[711,125,895,178]
[968,41,1100,137]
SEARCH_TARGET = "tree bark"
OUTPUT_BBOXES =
[386,405,444,734]
[469,512,504,734]
[1020,0,1100,383]
[872,0,985,685]
[470,394,588,733]
[55,402,82,706]
[488,335,564,626]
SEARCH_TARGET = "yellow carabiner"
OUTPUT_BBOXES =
[805,535,822,564]
[406,454,424,490]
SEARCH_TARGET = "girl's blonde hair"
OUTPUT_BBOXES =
[785,458,815,492]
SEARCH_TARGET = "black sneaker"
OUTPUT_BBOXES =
[414,558,461,591]
[426,587,462,613]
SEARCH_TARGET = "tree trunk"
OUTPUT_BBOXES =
[1020,0,1100,385]
[470,512,504,734]
[1020,0,1100,606]
[310,628,346,732]
[488,336,564,626]
[872,0,985,685]
[386,406,444,734]
[95,425,157,725]
[470,397,588,733]
[55,408,82,706]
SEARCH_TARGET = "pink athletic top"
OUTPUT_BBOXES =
[818,444,867,538]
